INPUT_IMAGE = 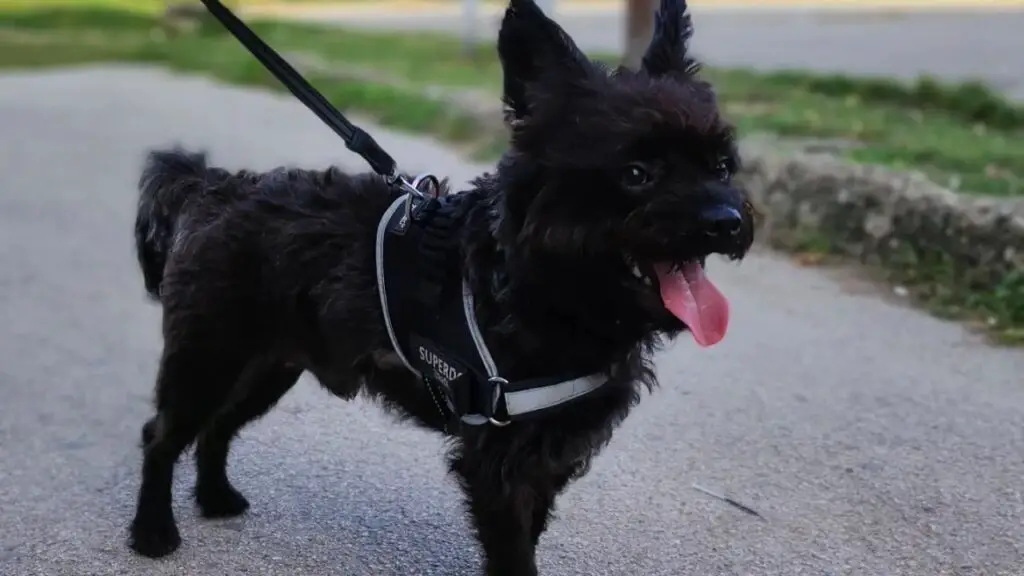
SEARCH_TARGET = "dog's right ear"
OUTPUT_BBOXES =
[641,0,700,77]
[498,0,592,121]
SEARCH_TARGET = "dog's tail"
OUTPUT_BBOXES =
[134,148,210,301]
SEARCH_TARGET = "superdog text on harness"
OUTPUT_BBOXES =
[199,0,608,427]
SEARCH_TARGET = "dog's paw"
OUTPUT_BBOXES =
[128,514,181,558]
[195,482,250,518]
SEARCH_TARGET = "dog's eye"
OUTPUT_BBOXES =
[716,157,733,180]
[622,164,651,189]
[715,159,731,182]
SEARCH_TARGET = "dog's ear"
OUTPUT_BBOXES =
[498,0,592,120]
[641,0,700,77]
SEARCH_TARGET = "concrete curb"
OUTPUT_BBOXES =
[734,136,1024,300]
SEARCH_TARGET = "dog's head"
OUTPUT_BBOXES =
[492,0,754,348]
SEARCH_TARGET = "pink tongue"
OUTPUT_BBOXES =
[653,262,730,347]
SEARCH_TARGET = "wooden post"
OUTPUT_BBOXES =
[462,0,479,58]
[621,0,658,69]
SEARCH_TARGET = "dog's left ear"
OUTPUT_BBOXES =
[498,0,592,121]
[641,0,700,77]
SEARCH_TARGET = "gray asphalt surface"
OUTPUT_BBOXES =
[2,65,1024,576]
[284,6,1024,100]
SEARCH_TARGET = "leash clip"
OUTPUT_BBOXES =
[400,173,445,223]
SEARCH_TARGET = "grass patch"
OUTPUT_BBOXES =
[0,6,156,28]
[213,17,1024,197]
[784,228,1024,345]
[0,38,137,67]
[0,0,166,13]
[0,0,379,10]
[0,5,1022,340]
[1,7,1020,191]
[0,8,491,144]
[750,71,1024,132]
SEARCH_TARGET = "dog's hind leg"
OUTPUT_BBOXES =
[128,341,249,559]
[193,360,302,518]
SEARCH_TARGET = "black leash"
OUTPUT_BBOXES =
[198,0,398,180]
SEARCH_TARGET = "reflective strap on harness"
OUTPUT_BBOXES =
[376,194,421,378]
[460,277,606,425]
[460,280,500,377]
[503,374,607,417]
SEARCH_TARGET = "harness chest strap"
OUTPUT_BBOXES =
[375,192,607,425]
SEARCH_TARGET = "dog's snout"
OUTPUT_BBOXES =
[699,205,743,237]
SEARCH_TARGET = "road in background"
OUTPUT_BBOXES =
[259,4,1024,100]
[1,65,1023,575]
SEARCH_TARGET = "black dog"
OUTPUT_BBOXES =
[127,1,754,574]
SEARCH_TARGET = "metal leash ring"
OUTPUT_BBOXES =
[400,173,445,222]
[488,376,512,427]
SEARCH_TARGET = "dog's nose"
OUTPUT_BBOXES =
[699,205,743,237]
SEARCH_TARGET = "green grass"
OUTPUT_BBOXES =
[786,228,1024,345]
[702,71,1023,197]
[0,5,1022,340]
[151,14,1024,197]
[0,0,380,10]
[0,0,166,12]
[1,6,1020,198]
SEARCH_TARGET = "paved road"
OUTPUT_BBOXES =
[273,5,1024,100]
[2,66,1023,576]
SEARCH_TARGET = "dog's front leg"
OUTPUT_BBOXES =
[451,440,573,576]
[452,453,541,576]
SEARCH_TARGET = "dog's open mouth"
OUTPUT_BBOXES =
[628,258,729,348]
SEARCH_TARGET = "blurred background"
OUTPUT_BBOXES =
[1,1,1023,575]
[5,0,1019,194]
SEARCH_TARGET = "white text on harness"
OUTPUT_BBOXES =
[418,346,464,385]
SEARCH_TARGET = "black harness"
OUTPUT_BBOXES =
[200,0,609,428]
[376,186,607,427]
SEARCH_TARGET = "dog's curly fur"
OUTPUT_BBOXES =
[126,1,755,574]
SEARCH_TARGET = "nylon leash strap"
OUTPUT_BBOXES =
[198,0,399,180]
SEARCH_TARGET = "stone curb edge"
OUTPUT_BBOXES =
[734,136,1023,305]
